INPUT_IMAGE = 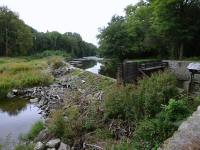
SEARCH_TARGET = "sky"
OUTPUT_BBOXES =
[1,0,138,45]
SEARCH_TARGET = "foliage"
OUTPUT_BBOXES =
[0,6,97,57]
[105,71,178,121]
[98,0,200,60]
[0,57,53,98]
[20,121,44,141]
[132,98,191,149]
[15,143,34,150]
[104,85,135,120]
[47,56,65,69]
[136,71,178,118]
[98,15,131,62]
[0,6,33,56]
[48,110,66,138]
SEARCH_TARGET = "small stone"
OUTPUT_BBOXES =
[12,89,18,94]
[58,142,71,150]
[46,138,61,148]
[30,98,39,103]
[47,148,56,150]
[34,141,45,150]
[81,80,86,84]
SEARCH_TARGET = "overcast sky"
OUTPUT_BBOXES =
[1,0,138,45]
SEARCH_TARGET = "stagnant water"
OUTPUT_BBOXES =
[0,98,42,145]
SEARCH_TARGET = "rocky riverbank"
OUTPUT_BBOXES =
[8,62,115,150]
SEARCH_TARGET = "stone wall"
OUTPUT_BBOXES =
[159,106,200,150]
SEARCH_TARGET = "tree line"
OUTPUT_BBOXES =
[0,6,97,57]
[98,0,200,61]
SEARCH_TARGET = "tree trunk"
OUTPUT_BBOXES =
[179,43,184,60]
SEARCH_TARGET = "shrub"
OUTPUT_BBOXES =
[132,98,190,149]
[48,110,66,137]
[104,85,135,120]
[136,71,178,118]
[48,56,65,69]
[160,99,190,122]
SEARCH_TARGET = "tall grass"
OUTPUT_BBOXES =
[0,57,54,98]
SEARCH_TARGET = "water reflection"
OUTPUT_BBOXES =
[0,99,27,116]
[0,98,42,144]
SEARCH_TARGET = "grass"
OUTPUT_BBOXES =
[0,57,54,98]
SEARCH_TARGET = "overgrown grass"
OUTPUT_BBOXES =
[15,143,34,150]
[0,57,54,98]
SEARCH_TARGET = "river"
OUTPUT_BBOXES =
[0,56,108,147]
[0,98,42,146]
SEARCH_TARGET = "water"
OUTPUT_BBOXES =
[77,56,103,74]
[0,98,42,145]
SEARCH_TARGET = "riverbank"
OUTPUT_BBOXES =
[0,56,116,149]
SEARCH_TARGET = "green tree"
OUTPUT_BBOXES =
[152,0,200,59]
[0,6,33,56]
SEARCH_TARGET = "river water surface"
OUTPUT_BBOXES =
[0,98,42,145]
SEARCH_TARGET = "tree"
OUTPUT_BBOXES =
[98,15,131,62]
[152,0,200,59]
[0,6,33,56]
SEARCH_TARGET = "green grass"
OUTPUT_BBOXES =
[20,121,44,141]
[0,57,54,98]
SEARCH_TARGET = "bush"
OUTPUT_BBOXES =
[160,99,190,122]
[20,121,44,141]
[33,50,72,61]
[48,110,66,137]
[48,56,65,69]
[132,98,190,149]
[104,85,136,120]
[136,71,178,118]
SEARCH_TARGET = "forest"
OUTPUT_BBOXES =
[0,6,97,57]
[98,0,200,61]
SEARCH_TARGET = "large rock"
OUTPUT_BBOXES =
[30,98,39,103]
[34,141,45,150]
[46,139,61,148]
[58,142,71,150]
[159,106,200,150]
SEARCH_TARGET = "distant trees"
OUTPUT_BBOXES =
[0,6,97,57]
[0,6,33,56]
[98,0,200,60]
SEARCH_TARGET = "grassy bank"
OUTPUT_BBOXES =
[0,56,64,98]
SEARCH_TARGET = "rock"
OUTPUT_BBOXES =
[34,141,45,150]
[47,148,56,150]
[34,129,51,143]
[46,138,61,148]
[81,80,86,84]
[7,92,15,99]
[12,89,18,94]
[30,98,39,103]
[58,142,71,150]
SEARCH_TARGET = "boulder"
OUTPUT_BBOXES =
[58,142,71,150]
[46,138,61,148]
[30,98,39,103]
[34,141,45,150]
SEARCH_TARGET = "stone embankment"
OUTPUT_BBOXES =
[8,63,115,150]
[159,105,200,150]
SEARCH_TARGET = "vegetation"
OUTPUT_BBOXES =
[20,121,44,141]
[98,0,200,60]
[0,57,54,98]
[0,6,97,57]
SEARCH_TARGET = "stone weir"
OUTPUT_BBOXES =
[8,63,116,119]
[7,63,116,150]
